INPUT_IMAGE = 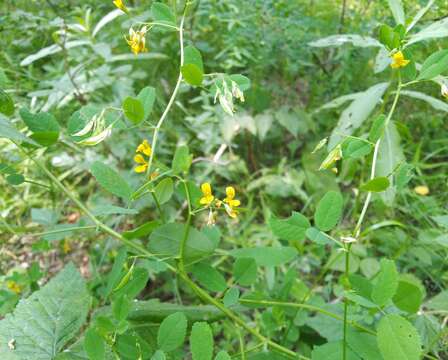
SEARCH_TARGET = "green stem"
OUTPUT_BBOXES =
[146,4,188,176]
[239,298,375,336]
[342,243,351,360]
[150,192,165,223]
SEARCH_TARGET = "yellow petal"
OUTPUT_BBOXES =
[200,195,214,206]
[224,204,238,218]
[134,154,147,164]
[201,183,212,196]
[230,199,240,207]
[225,186,235,200]
[135,164,148,173]
[414,185,429,196]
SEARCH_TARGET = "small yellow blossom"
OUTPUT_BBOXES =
[223,186,240,218]
[126,26,148,55]
[113,0,128,13]
[390,51,410,69]
[6,281,22,294]
[414,185,429,196]
[62,240,72,254]
[200,183,215,206]
[134,154,148,173]
[136,139,152,156]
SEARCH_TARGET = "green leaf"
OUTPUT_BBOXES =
[369,114,386,142]
[387,0,405,25]
[113,267,149,300]
[426,290,448,311]
[233,258,257,286]
[346,331,381,360]
[123,96,144,124]
[396,163,414,189]
[105,248,128,297]
[190,322,214,360]
[6,174,25,185]
[305,227,332,245]
[123,220,161,239]
[148,223,216,264]
[181,64,204,86]
[151,3,176,25]
[311,341,360,360]
[151,350,166,360]
[191,263,227,292]
[328,82,389,149]
[418,49,448,80]
[91,161,132,201]
[20,108,59,146]
[113,295,131,322]
[314,191,343,231]
[0,89,14,116]
[215,351,231,360]
[230,74,251,91]
[229,246,297,267]
[84,328,105,360]
[157,312,187,352]
[375,122,404,204]
[184,46,204,72]
[360,177,390,192]
[154,178,174,205]
[269,211,310,243]
[137,86,156,121]
[378,24,400,49]
[377,314,422,360]
[0,116,39,145]
[91,205,137,216]
[371,259,398,307]
[342,138,372,159]
[172,145,192,174]
[392,278,423,313]
[223,287,239,307]
[0,263,90,359]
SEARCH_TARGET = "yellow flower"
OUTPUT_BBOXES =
[414,185,429,196]
[6,281,21,295]
[200,183,215,206]
[134,154,148,173]
[390,51,410,69]
[136,139,152,156]
[224,186,241,208]
[113,0,128,13]
[126,26,148,55]
[223,186,240,218]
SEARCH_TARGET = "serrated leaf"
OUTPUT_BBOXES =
[123,96,144,124]
[190,322,213,360]
[157,312,187,352]
[377,314,422,360]
[91,161,132,201]
[360,177,390,192]
[371,259,398,307]
[314,191,343,231]
[0,263,90,359]
[268,211,310,243]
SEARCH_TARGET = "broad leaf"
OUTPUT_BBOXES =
[190,322,213,360]
[191,263,227,292]
[122,96,144,124]
[157,312,187,352]
[360,177,390,192]
[233,258,257,286]
[154,178,174,205]
[314,191,343,231]
[91,161,132,201]
[137,86,156,121]
[407,18,448,46]
[377,314,422,360]
[269,211,310,243]
[387,0,405,25]
[0,263,90,359]
[392,277,423,314]
[0,89,14,116]
[400,90,448,112]
[151,3,176,25]
[371,259,398,307]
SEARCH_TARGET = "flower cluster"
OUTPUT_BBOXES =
[134,139,152,173]
[126,26,148,55]
[200,183,241,223]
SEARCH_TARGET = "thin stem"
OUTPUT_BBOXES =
[150,192,165,223]
[146,5,187,176]
[28,225,97,237]
[178,180,192,273]
[239,298,375,336]
[342,243,351,360]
